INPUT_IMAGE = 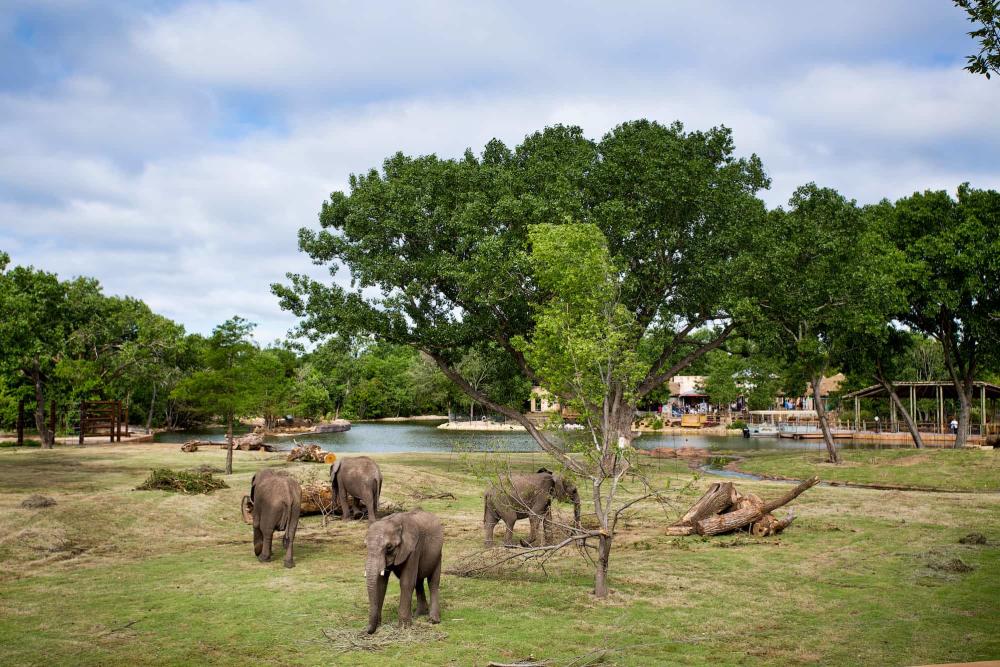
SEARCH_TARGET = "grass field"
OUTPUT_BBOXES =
[1,443,998,666]
[730,448,1000,492]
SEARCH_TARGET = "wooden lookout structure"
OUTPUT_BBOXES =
[78,400,129,443]
[842,381,1000,438]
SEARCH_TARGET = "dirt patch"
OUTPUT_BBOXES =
[20,495,57,509]
[893,454,931,467]
[958,532,988,545]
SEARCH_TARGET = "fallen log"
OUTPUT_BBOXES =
[668,477,818,537]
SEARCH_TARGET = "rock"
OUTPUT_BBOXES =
[313,420,351,433]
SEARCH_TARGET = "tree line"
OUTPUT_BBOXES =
[0,254,491,447]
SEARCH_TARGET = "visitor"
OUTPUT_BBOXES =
[950,418,959,435]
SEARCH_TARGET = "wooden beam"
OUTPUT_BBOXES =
[16,398,24,446]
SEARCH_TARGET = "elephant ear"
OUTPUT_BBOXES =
[395,517,417,565]
[241,495,254,524]
[249,472,260,503]
[536,467,553,475]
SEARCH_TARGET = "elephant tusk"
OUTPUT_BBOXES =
[380,569,385,576]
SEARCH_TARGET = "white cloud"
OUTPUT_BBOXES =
[1,0,998,343]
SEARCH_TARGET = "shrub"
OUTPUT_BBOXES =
[729,420,747,430]
[136,468,229,494]
[650,417,663,430]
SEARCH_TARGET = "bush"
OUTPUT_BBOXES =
[650,417,663,430]
[136,468,228,494]
[729,420,747,430]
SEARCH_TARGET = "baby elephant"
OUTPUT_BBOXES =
[241,469,301,568]
[364,509,443,634]
[484,468,581,547]
[330,456,382,524]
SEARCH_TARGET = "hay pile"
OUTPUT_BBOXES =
[136,468,228,494]
[319,625,446,654]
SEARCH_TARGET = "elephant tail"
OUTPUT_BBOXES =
[372,476,382,515]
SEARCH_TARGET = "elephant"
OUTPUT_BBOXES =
[330,456,382,524]
[364,509,443,634]
[241,469,301,568]
[483,468,582,547]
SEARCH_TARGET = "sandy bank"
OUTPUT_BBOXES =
[437,420,526,432]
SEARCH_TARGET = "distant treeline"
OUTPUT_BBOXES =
[0,252,510,443]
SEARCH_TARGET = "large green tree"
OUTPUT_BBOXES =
[955,0,1000,78]
[877,185,1000,447]
[275,120,769,596]
[755,185,904,463]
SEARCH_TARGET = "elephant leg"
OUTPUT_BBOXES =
[338,488,351,522]
[483,504,499,546]
[528,515,540,547]
[365,490,377,525]
[502,515,517,546]
[397,565,418,628]
[253,522,263,558]
[283,506,300,569]
[415,578,429,616]
[428,559,441,624]
[260,526,274,562]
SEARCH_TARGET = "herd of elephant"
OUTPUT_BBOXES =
[242,455,582,634]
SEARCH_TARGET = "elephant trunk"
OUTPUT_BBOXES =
[365,551,387,634]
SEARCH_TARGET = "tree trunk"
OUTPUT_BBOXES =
[145,384,157,433]
[594,533,612,598]
[876,372,924,449]
[31,367,53,449]
[812,371,839,463]
[225,414,234,475]
[956,385,972,448]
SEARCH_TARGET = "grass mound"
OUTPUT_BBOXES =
[959,532,988,545]
[136,468,228,494]
[20,494,56,508]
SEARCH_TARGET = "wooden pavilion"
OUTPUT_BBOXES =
[841,380,1000,437]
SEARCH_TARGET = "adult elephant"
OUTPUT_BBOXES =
[330,456,382,524]
[364,509,443,634]
[241,469,301,568]
[483,468,581,547]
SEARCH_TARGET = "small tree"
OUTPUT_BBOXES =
[172,317,257,474]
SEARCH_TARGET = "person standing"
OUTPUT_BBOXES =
[950,418,959,435]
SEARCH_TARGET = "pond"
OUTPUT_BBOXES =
[153,422,903,454]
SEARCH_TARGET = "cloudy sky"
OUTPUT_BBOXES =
[2,1,998,342]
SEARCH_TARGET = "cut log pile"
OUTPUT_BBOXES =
[286,443,337,464]
[180,433,276,453]
[640,447,709,460]
[300,481,335,515]
[666,476,819,537]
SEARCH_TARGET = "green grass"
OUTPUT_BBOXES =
[0,443,998,665]
[731,448,1000,492]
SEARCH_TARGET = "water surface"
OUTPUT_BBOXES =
[154,422,901,454]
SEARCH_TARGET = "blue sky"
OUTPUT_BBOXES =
[1,1,998,342]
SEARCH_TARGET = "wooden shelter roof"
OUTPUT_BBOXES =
[842,380,1000,400]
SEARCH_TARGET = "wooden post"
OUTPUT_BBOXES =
[981,384,987,434]
[910,385,916,427]
[854,396,860,432]
[79,401,84,445]
[938,385,944,433]
[124,402,130,437]
[16,398,25,446]
[109,401,115,443]
[116,401,122,442]
[890,396,897,432]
